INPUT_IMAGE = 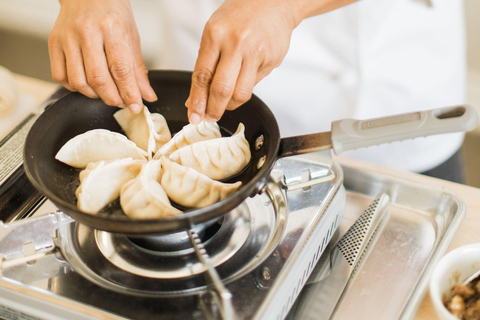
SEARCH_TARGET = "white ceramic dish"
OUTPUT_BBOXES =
[430,243,480,320]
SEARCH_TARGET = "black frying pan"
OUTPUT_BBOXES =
[24,70,281,234]
[24,70,478,234]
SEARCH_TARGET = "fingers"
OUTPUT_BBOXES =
[48,9,155,112]
[82,36,123,106]
[205,54,242,122]
[49,29,143,111]
[104,26,143,113]
[132,55,157,103]
[188,40,259,124]
[48,35,74,92]
[64,44,99,99]
[131,27,157,103]
[225,60,257,111]
[186,44,220,124]
[188,55,257,123]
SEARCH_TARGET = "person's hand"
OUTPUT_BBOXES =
[185,0,358,124]
[48,0,157,113]
[185,0,299,124]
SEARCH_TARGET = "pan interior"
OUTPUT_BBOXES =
[23,70,281,234]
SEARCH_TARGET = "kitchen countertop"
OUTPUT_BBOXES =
[11,73,480,320]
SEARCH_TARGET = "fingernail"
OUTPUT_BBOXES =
[147,88,158,102]
[129,104,142,114]
[189,112,202,124]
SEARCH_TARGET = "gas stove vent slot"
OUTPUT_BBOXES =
[278,214,340,320]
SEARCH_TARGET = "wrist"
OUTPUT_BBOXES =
[288,0,359,26]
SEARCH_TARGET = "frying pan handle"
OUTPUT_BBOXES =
[331,105,479,154]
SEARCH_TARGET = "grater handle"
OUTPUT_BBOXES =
[331,105,478,154]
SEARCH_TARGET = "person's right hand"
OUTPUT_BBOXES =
[184,0,357,124]
[48,0,157,113]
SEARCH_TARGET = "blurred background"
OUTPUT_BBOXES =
[0,0,479,186]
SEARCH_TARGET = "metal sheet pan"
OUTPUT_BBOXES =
[291,162,465,320]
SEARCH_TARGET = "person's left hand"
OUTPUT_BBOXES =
[185,0,298,124]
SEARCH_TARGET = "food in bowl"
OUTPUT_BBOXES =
[444,275,480,320]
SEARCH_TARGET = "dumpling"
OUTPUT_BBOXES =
[76,158,145,214]
[153,120,222,159]
[160,157,241,208]
[168,123,251,180]
[151,113,171,150]
[120,159,182,219]
[55,129,148,168]
[114,106,171,156]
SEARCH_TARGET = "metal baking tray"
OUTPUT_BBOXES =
[291,161,466,320]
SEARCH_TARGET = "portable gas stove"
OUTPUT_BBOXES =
[0,110,345,320]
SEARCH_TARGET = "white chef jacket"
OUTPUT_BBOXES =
[150,0,466,173]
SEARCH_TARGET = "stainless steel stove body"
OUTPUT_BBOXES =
[0,114,345,320]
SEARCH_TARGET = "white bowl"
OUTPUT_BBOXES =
[430,243,480,320]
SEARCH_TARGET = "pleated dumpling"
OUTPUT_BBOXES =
[153,120,222,159]
[120,159,182,219]
[55,129,148,168]
[168,123,251,180]
[160,158,241,208]
[75,158,145,214]
[114,106,171,156]
[151,113,171,149]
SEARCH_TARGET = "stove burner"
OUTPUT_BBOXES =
[95,207,250,279]
[127,219,221,252]
[56,180,287,297]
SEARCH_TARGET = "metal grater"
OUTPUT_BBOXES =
[337,197,386,267]
[292,193,390,320]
